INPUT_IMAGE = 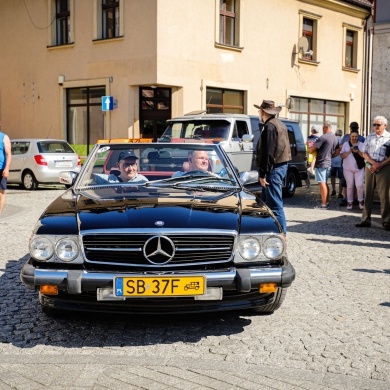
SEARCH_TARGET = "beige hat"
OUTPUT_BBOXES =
[254,100,282,115]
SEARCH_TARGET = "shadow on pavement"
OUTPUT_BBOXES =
[1,257,253,349]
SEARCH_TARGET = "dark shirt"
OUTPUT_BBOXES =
[257,118,278,179]
[314,132,339,169]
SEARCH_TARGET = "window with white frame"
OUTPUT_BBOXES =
[299,11,321,62]
[219,0,240,47]
[343,24,360,70]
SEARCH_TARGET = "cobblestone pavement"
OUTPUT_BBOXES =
[0,184,389,390]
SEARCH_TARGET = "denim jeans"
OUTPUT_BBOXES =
[261,163,288,235]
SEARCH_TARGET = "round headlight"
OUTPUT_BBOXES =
[263,236,285,259]
[55,239,79,262]
[30,237,54,261]
[238,237,261,260]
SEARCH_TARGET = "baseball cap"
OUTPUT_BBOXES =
[118,151,138,162]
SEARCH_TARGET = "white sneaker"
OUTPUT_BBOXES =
[347,203,353,210]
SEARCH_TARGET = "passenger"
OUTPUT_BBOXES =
[93,151,148,184]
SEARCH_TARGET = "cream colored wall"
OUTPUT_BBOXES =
[156,0,368,127]
[0,0,369,141]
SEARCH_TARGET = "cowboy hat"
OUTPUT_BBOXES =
[254,100,282,115]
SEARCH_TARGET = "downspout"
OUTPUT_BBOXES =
[362,11,374,137]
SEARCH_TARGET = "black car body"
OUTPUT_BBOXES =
[20,141,295,316]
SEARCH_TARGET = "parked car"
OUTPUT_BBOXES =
[9,139,81,190]
[20,140,295,316]
[159,113,308,197]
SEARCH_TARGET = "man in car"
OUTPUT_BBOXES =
[0,126,12,215]
[172,150,211,177]
[93,151,148,184]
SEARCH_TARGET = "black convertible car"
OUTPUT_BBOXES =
[20,140,295,316]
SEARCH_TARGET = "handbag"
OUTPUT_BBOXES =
[349,142,365,169]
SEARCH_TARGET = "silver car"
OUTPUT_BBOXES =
[9,139,81,190]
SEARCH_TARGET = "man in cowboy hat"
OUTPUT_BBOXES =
[254,100,291,235]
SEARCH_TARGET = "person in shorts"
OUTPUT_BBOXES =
[308,121,340,209]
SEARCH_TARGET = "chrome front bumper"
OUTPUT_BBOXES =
[20,259,295,299]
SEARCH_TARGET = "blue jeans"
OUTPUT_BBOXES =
[261,163,288,235]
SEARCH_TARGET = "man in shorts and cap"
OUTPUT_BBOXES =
[92,150,148,184]
[254,100,291,235]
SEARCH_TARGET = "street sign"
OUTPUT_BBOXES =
[102,96,114,111]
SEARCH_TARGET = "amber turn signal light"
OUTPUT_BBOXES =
[259,283,277,293]
[40,285,59,295]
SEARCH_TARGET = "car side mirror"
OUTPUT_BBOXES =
[242,134,254,142]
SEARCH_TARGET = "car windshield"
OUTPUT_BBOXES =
[76,142,240,192]
[161,120,231,142]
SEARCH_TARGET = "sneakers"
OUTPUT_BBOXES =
[355,221,371,228]
[331,190,336,196]
[314,204,329,210]
[359,202,364,210]
[337,193,343,199]
[347,203,353,210]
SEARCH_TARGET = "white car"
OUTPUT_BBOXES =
[9,138,81,190]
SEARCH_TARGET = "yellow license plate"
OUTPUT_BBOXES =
[114,275,205,297]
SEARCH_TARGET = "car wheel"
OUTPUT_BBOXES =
[252,288,287,314]
[282,171,296,198]
[22,171,38,190]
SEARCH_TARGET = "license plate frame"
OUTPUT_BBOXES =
[114,275,206,297]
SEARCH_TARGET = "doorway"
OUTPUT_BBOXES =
[139,87,171,141]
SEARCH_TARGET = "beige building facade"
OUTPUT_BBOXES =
[0,0,372,155]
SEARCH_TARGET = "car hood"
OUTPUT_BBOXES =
[76,187,240,231]
[34,187,279,234]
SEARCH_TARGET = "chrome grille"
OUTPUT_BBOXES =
[82,232,235,268]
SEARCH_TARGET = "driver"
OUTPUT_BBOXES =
[172,150,211,177]
[93,151,148,184]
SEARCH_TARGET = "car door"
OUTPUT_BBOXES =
[9,141,30,183]
[224,120,254,172]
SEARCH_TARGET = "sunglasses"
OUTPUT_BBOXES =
[373,123,382,127]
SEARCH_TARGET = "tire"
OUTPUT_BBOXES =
[282,171,296,198]
[22,171,38,190]
[252,288,287,314]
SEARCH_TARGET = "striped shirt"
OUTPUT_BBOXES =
[363,130,390,162]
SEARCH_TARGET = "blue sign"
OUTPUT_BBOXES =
[102,96,114,111]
